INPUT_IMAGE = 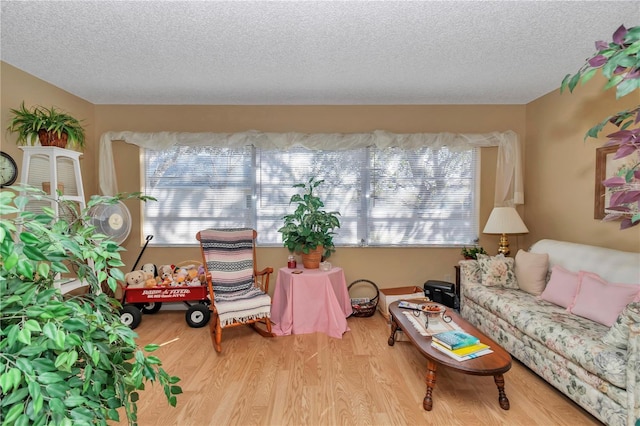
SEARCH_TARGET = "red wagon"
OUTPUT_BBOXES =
[119,260,211,329]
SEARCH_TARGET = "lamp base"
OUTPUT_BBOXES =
[497,233,510,256]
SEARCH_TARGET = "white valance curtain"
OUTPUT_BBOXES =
[99,129,524,206]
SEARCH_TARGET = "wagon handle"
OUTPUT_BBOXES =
[131,235,153,272]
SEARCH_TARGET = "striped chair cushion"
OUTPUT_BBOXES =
[200,228,255,294]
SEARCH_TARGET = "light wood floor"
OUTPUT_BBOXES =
[116,309,602,426]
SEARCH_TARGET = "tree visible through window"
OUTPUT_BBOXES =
[142,145,478,246]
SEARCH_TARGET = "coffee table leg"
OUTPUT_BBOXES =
[423,360,437,411]
[388,317,399,346]
[494,374,510,410]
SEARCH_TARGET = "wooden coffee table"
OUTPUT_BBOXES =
[388,300,512,411]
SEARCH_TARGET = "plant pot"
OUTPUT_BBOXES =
[38,129,68,148]
[301,245,323,269]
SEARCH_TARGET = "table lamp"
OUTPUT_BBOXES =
[483,207,529,256]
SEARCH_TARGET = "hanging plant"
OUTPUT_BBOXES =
[561,25,640,229]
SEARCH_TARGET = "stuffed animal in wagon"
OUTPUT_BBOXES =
[159,264,175,286]
[141,263,158,279]
[141,263,159,287]
[125,270,146,289]
[184,264,201,286]
[173,266,189,286]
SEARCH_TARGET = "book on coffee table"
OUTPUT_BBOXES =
[431,330,480,350]
[431,341,493,362]
[431,341,490,357]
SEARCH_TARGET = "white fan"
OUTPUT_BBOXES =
[88,201,132,244]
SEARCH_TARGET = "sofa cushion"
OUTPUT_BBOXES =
[476,254,517,288]
[530,239,640,285]
[464,282,628,389]
[539,265,580,309]
[603,302,640,349]
[514,249,549,295]
[569,272,639,327]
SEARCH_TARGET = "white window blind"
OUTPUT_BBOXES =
[256,147,365,245]
[368,147,478,246]
[142,145,478,246]
[143,146,253,245]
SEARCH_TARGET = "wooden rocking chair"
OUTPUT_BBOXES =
[196,228,274,353]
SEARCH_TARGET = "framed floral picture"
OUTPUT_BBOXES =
[594,145,638,220]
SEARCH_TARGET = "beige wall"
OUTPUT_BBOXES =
[1,63,96,195]
[96,105,523,289]
[525,74,640,252]
[6,59,637,294]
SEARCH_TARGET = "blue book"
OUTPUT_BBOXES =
[431,342,493,362]
[431,330,480,350]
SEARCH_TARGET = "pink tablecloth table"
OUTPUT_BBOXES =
[270,266,352,339]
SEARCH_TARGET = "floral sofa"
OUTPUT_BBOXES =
[459,239,639,426]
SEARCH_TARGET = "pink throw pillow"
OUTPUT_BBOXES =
[539,266,580,309]
[569,272,640,327]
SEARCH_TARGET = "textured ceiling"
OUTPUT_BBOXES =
[1,1,638,105]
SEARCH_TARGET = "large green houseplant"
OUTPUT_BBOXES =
[278,177,341,268]
[7,102,86,150]
[0,186,180,425]
[561,24,640,229]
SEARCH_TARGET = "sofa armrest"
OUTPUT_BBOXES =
[628,323,640,426]
[458,260,481,308]
[458,260,481,285]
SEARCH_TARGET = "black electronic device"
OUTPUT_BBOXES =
[423,280,458,310]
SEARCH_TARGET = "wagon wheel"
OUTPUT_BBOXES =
[120,305,142,329]
[186,304,210,328]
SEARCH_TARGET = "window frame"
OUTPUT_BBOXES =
[140,145,481,247]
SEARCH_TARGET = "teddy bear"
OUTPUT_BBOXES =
[158,264,175,286]
[144,273,157,287]
[125,270,146,289]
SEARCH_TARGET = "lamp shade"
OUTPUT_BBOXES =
[483,207,529,234]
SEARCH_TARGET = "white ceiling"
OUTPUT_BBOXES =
[1,1,638,105]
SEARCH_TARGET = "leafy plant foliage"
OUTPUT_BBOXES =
[0,187,180,425]
[460,246,487,260]
[561,25,640,229]
[6,102,86,149]
[278,177,341,258]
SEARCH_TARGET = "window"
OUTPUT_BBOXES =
[142,145,479,246]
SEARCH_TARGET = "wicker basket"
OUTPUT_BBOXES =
[348,279,379,317]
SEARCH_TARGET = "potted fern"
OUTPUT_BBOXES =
[278,177,341,268]
[0,186,180,425]
[6,102,86,150]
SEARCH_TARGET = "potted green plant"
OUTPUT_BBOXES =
[6,101,86,150]
[0,186,180,425]
[461,246,487,260]
[561,24,639,229]
[278,177,341,268]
